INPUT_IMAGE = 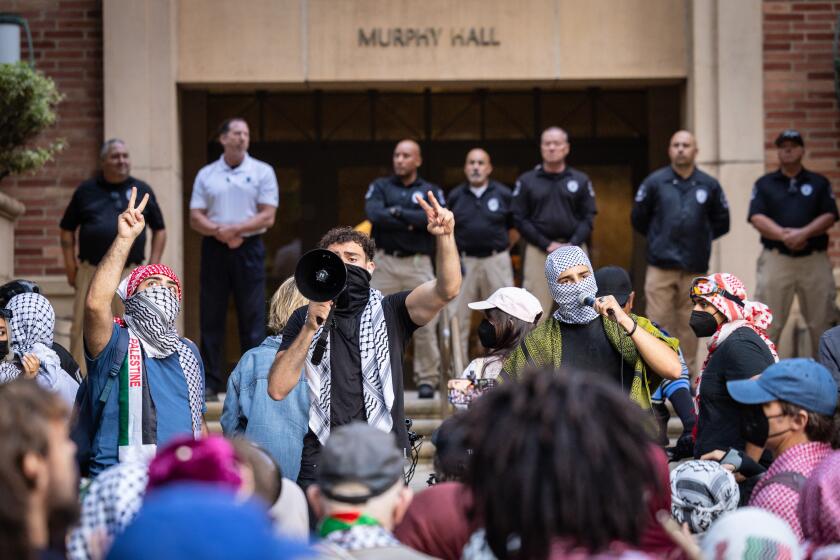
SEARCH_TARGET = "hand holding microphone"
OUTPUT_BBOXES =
[579,293,636,334]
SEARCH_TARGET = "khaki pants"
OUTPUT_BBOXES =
[754,249,836,357]
[448,250,515,368]
[644,265,699,376]
[70,261,131,373]
[522,243,554,323]
[371,251,440,386]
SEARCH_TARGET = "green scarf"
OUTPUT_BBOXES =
[319,512,381,538]
[502,315,679,409]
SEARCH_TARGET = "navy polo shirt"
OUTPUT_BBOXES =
[448,180,513,256]
[364,175,445,255]
[748,168,838,255]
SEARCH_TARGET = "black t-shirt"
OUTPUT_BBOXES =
[561,317,627,390]
[60,176,165,265]
[748,168,838,255]
[694,327,776,458]
[279,290,419,469]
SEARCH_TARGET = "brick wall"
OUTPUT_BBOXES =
[763,0,840,264]
[0,0,102,277]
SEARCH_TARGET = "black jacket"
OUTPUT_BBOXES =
[448,180,513,256]
[631,166,730,273]
[511,165,596,250]
[364,175,445,255]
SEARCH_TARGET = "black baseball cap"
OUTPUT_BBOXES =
[0,279,40,308]
[595,266,633,307]
[775,129,804,147]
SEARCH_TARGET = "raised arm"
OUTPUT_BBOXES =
[405,192,462,326]
[267,301,331,400]
[85,187,148,358]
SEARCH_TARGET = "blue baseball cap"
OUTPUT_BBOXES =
[727,358,838,416]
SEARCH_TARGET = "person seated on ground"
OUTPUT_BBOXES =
[0,292,80,407]
[82,187,206,476]
[461,367,677,559]
[594,265,696,458]
[106,483,309,560]
[0,380,80,560]
[688,273,778,464]
[221,277,310,481]
[461,286,542,381]
[701,508,802,560]
[268,202,461,490]
[0,279,81,382]
[799,451,840,559]
[669,460,739,534]
[502,246,682,410]
[307,422,435,559]
[705,359,839,538]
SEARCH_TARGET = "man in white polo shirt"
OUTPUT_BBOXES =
[189,118,279,399]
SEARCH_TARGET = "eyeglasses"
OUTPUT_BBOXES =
[690,278,745,308]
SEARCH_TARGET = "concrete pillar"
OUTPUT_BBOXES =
[0,192,25,284]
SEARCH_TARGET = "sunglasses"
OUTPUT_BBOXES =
[690,278,745,308]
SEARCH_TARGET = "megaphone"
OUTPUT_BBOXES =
[294,249,347,303]
[294,249,348,366]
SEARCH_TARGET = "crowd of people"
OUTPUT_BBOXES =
[1,118,839,559]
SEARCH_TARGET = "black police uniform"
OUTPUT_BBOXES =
[511,165,597,249]
[748,168,839,256]
[631,166,730,273]
[447,180,513,257]
[364,175,446,256]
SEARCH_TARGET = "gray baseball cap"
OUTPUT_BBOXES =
[317,422,405,503]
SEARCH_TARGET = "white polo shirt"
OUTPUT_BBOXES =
[189,153,279,235]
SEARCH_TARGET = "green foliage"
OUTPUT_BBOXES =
[0,61,65,181]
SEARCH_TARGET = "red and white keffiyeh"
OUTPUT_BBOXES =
[124,264,182,301]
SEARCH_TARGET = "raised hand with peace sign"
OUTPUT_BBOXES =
[416,190,455,236]
[117,186,149,241]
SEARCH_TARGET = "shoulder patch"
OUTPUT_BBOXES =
[566,180,579,193]
[635,184,647,202]
[513,181,522,197]
[587,181,595,197]
[487,197,500,212]
[800,184,813,197]
[365,183,375,199]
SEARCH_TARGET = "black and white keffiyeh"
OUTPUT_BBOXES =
[545,246,599,324]
[322,524,401,552]
[67,461,149,560]
[304,288,394,446]
[0,293,78,405]
[670,460,739,534]
[117,281,203,441]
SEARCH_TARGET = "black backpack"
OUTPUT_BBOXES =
[70,328,129,478]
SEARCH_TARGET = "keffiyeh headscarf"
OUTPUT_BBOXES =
[544,246,599,324]
[691,273,778,366]
[0,293,78,405]
[670,460,739,534]
[116,265,203,461]
[67,461,149,560]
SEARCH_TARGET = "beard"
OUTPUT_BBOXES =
[46,476,80,540]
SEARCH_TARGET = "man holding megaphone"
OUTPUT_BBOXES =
[268,192,461,488]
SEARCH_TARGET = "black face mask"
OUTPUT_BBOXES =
[689,310,719,338]
[740,405,769,447]
[0,340,7,360]
[477,319,498,349]
[335,264,371,314]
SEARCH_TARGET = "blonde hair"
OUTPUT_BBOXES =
[267,277,309,334]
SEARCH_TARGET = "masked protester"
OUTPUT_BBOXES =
[268,208,461,491]
[689,273,778,461]
[0,293,80,407]
[82,187,206,477]
[459,287,542,381]
[502,246,682,410]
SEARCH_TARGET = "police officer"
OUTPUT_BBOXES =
[631,130,730,376]
[447,148,516,368]
[750,129,838,356]
[189,118,279,400]
[364,139,446,398]
[512,126,596,318]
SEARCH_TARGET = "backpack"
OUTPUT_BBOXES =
[70,328,202,477]
[70,328,129,478]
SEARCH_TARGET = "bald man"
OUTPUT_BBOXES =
[365,139,447,398]
[631,130,730,376]
[446,148,517,368]
[512,127,597,319]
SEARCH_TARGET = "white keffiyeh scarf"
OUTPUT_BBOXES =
[304,288,394,446]
[545,246,599,324]
[117,281,204,460]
